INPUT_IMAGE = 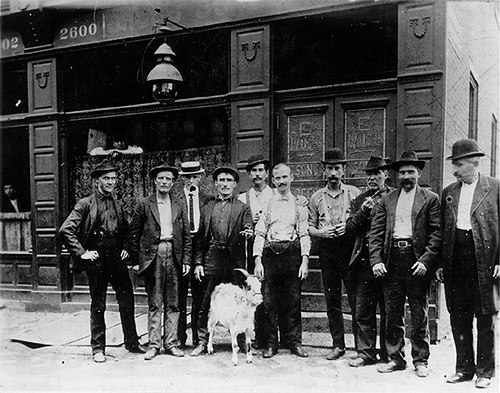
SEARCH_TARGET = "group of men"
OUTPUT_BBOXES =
[59,138,498,389]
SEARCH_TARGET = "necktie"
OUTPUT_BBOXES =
[189,193,195,232]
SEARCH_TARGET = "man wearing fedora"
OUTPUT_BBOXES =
[129,161,192,360]
[308,148,360,361]
[60,159,146,363]
[435,139,499,389]
[190,166,253,357]
[345,156,392,367]
[369,151,441,377]
[177,161,214,348]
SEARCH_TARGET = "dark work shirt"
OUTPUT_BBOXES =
[96,191,118,233]
[210,197,232,242]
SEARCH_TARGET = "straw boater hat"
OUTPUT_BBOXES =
[179,161,205,176]
[363,156,390,172]
[321,148,347,165]
[212,166,240,183]
[390,150,426,171]
[90,159,118,178]
[149,160,179,180]
[245,154,270,172]
[447,139,485,161]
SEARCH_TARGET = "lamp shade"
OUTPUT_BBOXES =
[147,43,183,104]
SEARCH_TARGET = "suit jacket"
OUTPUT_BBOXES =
[1,196,29,213]
[369,185,441,279]
[440,174,499,314]
[194,196,252,272]
[59,193,129,271]
[129,193,192,275]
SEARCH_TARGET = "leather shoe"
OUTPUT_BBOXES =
[291,345,308,358]
[475,377,491,389]
[415,365,429,378]
[190,344,207,357]
[127,343,147,354]
[166,347,184,357]
[348,357,376,367]
[377,360,406,373]
[93,352,106,363]
[326,347,345,360]
[446,372,474,383]
[144,347,159,361]
[262,347,277,358]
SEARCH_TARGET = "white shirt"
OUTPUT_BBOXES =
[456,177,478,230]
[157,195,173,240]
[238,185,275,219]
[184,186,201,233]
[393,187,416,239]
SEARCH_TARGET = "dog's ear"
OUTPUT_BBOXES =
[233,268,249,288]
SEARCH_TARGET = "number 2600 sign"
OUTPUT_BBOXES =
[60,23,98,40]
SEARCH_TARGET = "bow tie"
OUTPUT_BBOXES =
[278,196,289,201]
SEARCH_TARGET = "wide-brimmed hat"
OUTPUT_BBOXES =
[90,159,118,178]
[390,150,425,170]
[149,161,179,180]
[447,139,485,161]
[245,154,270,172]
[212,166,240,183]
[179,161,205,176]
[321,148,347,165]
[363,156,390,172]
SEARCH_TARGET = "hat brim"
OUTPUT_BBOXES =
[363,164,389,172]
[90,167,118,178]
[390,160,425,170]
[446,151,485,161]
[149,167,179,180]
[321,160,347,165]
[179,169,205,176]
[245,159,269,172]
[213,167,240,183]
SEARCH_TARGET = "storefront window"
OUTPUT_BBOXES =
[0,60,28,115]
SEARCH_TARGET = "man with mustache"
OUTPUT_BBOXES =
[190,166,253,357]
[345,156,392,367]
[369,151,441,378]
[308,148,360,361]
[436,139,499,389]
[254,163,311,358]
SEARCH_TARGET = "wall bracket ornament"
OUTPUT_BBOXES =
[36,71,50,89]
[409,16,431,39]
[241,41,260,61]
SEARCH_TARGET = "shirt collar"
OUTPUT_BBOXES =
[276,191,292,201]
[97,189,113,200]
[217,194,233,202]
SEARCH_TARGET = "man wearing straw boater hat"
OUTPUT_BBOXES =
[345,156,392,367]
[60,159,146,363]
[369,151,441,378]
[177,161,214,348]
[129,161,192,360]
[435,139,499,389]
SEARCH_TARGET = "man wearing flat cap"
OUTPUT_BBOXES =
[435,139,499,389]
[177,161,214,348]
[345,156,392,367]
[129,161,192,360]
[190,166,253,357]
[60,159,146,363]
[369,151,441,377]
[308,148,360,361]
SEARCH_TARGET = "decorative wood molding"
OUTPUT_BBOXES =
[398,70,443,85]
[409,16,431,39]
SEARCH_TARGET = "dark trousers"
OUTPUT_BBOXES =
[143,240,180,350]
[262,244,303,349]
[86,238,139,355]
[384,246,430,367]
[178,269,206,347]
[448,229,496,378]
[319,238,356,350]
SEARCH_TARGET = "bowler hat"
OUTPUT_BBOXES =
[245,154,270,172]
[179,161,205,176]
[321,148,347,165]
[149,161,179,180]
[90,159,118,178]
[390,150,425,170]
[447,139,485,161]
[212,166,240,183]
[363,156,390,172]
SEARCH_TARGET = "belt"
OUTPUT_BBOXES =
[91,229,119,239]
[210,240,228,248]
[159,237,173,242]
[392,238,412,249]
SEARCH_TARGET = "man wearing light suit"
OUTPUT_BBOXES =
[369,151,441,378]
[129,161,192,360]
[436,139,499,389]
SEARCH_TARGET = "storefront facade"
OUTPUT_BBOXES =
[1,0,498,340]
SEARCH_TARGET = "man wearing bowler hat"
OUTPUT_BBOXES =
[190,166,253,357]
[369,151,441,377]
[177,161,214,348]
[60,159,146,363]
[129,161,192,360]
[345,156,392,367]
[308,148,360,361]
[436,139,499,389]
